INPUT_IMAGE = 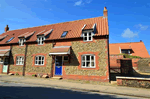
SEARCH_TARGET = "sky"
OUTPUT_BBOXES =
[0,0,150,54]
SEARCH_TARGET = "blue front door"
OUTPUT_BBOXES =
[55,56,62,75]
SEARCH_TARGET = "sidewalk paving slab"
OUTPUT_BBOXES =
[0,74,150,98]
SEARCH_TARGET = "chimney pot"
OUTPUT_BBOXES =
[5,25,9,32]
[103,7,108,18]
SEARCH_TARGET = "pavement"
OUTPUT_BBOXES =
[0,74,150,98]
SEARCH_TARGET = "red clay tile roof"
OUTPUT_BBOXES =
[0,46,10,49]
[0,16,108,44]
[109,42,150,58]
[120,45,132,49]
[0,35,7,40]
[37,29,53,36]
[83,24,94,30]
[18,31,35,38]
[50,47,70,53]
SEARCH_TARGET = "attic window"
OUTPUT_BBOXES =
[83,31,93,42]
[121,49,130,54]
[61,31,68,38]
[37,35,45,45]
[19,38,25,46]
[6,37,14,43]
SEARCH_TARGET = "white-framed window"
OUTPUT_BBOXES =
[35,55,44,65]
[37,36,45,45]
[19,38,25,46]
[83,31,93,41]
[16,56,24,65]
[81,54,95,68]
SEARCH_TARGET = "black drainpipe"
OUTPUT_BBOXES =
[50,40,55,78]
[107,35,111,83]
[7,44,12,74]
[23,42,28,76]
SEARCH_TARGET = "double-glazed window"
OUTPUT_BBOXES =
[81,54,95,68]
[37,36,45,45]
[19,38,25,46]
[35,56,44,65]
[16,56,24,65]
[83,32,93,41]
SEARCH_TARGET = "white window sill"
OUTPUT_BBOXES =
[16,64,24,65]
[37,44,44,45]
[35,64,44,66]
[83,40,93,42]
[81,67,96,68]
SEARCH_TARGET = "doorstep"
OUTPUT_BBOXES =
[51,76,62,80]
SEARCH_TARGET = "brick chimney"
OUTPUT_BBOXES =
[140,40,142,42]
[5,25,9,32]
[103,7,108,18]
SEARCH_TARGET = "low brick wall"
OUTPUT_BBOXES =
[117,76,150,88]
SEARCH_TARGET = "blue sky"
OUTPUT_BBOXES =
[0,0,150,54]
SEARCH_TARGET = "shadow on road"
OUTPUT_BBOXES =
[0,85,126,99]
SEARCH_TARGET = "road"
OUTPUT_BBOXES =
[0,81,147,99]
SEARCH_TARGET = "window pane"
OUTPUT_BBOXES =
[91,62,95,67]
[83,37,87,41]
[91,56,94,61]
[35,60,37,64]
[89,37,91,40]
[42,61,44,65]
[84,33,87,36]
[82,56,85,61]
[86,62,90,67]
[89,32,91,36]
[39,61,41,65]
[42,56,44,60]
[82,62,85,66]
[39,56,41,60]
[86,55,90,61]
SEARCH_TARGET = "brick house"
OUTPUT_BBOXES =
[109,41,150,76]
[109,41,150,58]
[0,7,110,82]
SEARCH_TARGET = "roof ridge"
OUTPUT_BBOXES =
[3,16,103,33]
[109,41,143,44]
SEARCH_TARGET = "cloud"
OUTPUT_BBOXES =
[135,24,149,30]
[121,28,138,38]
[74,0,83,6]
[86,0,92,4]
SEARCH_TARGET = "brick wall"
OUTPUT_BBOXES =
[8,37,109,82]
[9,45,26,75]
[117,78,150,88]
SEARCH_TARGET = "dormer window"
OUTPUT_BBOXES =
[19,38,25,46]
[37,36,45,45]
[121,49,130,54]
[83,32,93,41]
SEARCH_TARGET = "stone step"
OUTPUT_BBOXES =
[51,77,62,80]
[111,81,117,85]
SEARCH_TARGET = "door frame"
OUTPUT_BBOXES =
[54,56,63,76]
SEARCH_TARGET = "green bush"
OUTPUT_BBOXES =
[15,73,19,76]
[32,74,37,77]
[117,53,141,59]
